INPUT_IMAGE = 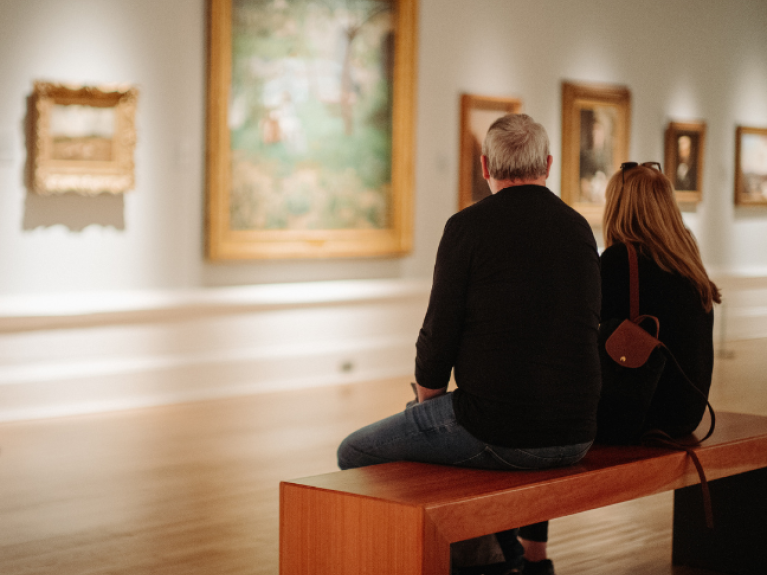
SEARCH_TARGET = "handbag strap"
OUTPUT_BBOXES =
[643,351,717,529]
[626,242,640,321]
[626,241,717,528]
[642,427,714,529]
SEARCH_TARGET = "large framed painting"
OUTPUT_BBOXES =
[665,121,706,203]
[734,126,767,206]
[206,0,418,260]
[458,94,522,210]
[29,81,138,195]
[561,81,631,225]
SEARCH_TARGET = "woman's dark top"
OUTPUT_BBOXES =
[415,185,602,448]
[600,243,714,436]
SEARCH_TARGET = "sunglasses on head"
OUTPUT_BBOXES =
[620,161,662,184]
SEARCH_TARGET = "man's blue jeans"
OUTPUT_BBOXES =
[337,392,592,569]
[338,391,591,471]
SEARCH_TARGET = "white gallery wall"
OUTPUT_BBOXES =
[0,0,766,420]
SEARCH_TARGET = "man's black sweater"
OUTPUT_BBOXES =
[416,185,601,448]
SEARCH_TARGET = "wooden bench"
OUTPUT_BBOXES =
[280,411,767,575]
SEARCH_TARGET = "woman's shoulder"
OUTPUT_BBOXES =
[600,242,629,266]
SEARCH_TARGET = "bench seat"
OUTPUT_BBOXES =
[280,411,767,575]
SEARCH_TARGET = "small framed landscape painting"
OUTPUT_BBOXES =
[29,81,138,195]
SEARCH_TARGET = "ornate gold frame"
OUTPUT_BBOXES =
[205,0,418,260]
[664,121,706,203]
[734,125,767,206]
[29,81,138,195]
[561,81,631,225]
[458,94,522,210]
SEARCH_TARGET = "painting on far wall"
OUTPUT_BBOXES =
[735,126,767,206]
[205,0,418,260]
[561,81,631,225]
[29,81,138,195]
[458,94,522,210]
[664,121,706,203]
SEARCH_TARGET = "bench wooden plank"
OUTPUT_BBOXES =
[280,483,437,575]
[280,411,767,575]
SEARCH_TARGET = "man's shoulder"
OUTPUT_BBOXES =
[445,193,496,224]
[464,184,555,213]
[498,184,577,211]
[453,185,587,223]
[529,186,595,234]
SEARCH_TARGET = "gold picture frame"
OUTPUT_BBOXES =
[206,0,418,260]
[29,81,138,195]
[458,94,522,210]
[561,81,631,225]
[734,125,767,206]
[664,121,706,203]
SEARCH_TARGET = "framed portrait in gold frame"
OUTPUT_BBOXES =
[29,81,138,195]
[458,94,522,210]
[561,81,631,225]
[734,126,767,206]
[206,0,418,260]
[664,121,706,203]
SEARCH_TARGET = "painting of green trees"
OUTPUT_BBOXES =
[229,0,395,231]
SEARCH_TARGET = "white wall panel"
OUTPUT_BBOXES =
[0,279,430,421]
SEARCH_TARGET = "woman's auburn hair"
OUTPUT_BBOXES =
[602,165,721,312]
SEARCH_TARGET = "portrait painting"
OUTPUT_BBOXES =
[664,121,706,203]
[735,126,767,206]
[458,94,522,210]
[561,81,631,225]
[578,106,616,204]
[29,81,138,195]
[206,0,418,259]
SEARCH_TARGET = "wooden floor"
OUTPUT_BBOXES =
[0,338,764,575]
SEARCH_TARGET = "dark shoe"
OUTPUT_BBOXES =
[521,558,555,575]
[495,529,524,571]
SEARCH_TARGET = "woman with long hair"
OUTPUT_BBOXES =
[601,162,721,436]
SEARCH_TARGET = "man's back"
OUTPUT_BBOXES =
[416,185,601,447]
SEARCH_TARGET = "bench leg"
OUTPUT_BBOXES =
[673,467,767,575]
[280,482,451,575]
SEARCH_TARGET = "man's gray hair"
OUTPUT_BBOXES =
[482,114,550,181]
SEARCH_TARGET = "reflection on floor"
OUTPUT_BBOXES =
[0,338,764,575]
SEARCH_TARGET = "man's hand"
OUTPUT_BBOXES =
[416,381,447,403]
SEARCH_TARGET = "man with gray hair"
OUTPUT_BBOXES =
[338,114,601,575]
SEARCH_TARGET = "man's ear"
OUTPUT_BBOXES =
[480,155,491,180]
[546,155,553,178]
